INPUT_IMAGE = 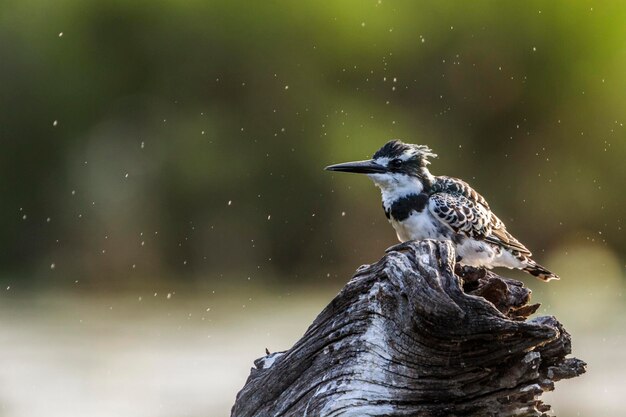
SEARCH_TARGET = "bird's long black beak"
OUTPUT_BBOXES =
[324,159,386,174]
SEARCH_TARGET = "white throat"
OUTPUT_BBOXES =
[368,171,433,209]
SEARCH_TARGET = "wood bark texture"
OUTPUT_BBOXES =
[231,240,586,417]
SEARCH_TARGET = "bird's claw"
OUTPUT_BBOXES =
[385,241,415,253]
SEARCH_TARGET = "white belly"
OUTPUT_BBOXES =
[390,210,445,242]
[457,238,525,269]
[390,211,525,270]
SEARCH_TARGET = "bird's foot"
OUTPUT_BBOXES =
[385,241,415,253]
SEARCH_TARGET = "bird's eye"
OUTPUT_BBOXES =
[389,158,402,168]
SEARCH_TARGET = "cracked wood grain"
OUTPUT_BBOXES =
[231,240,585,417]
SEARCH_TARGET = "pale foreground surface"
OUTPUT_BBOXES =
[0,280,623,417]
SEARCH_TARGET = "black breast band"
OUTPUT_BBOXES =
[388,193,429,221]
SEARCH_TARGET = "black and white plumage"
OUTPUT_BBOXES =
[326,140,558,281]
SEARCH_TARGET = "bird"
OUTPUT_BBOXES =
[325,140,558,281]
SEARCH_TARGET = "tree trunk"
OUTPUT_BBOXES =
[231,240,586,417]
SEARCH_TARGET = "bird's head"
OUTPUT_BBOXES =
[325,140,437,191]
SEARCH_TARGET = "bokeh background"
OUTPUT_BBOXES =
[1,1,625,416]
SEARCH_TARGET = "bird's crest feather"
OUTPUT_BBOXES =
[373,140,437,166]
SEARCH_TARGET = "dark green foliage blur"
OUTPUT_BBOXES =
[1,0,624,288]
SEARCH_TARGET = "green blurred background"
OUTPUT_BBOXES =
[0,1,624,416]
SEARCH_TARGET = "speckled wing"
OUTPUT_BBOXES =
[484,212,531,255]
[428,193,493,239]
[429,181,532,255]
[432,176,491,209]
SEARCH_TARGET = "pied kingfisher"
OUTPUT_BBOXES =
[325,140,558,281]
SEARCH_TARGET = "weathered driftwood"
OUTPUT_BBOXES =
[231,240,585,417]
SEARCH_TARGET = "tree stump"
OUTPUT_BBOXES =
[231,240,586,417]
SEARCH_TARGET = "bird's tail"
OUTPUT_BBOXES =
[523,259,559,281]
